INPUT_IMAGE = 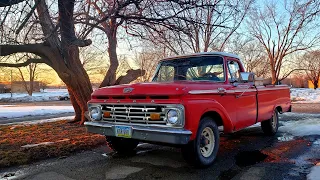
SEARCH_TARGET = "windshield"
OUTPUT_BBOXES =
[152,56,225,82]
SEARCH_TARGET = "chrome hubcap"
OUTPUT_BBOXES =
[200,127,215,157]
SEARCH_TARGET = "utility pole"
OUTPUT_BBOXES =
[10,70,12,98]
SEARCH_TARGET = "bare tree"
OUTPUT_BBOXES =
[134,45,168,82]
[0,0,93,124]
[301,50,320,89]
[229,37,270,78]
[247,0,320,84]
[16,63,38,95]
[76,0,234,87]
[133,0,254,55]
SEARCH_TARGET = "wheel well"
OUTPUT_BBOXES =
[201,111,223,127]
[276,106,282,113]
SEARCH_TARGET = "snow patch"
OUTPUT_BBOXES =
[0,105,74,119]
[307,165,320,180]
[290,88,320,103]
[313,139,320,146]
[0,170,24,180]
[21,142,55,148]
[21,139,70,148]
[279,118,320,136]
[0,89,68,102]
[5,116,74,125]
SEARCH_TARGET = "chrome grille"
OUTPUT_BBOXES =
[102,104,166,125]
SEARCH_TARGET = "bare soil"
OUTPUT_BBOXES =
[292,103,320,113]
[0,120,105,168]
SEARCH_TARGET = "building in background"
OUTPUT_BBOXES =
[11,81,40,93]
[308,80,320,89]
[0,82,11,93]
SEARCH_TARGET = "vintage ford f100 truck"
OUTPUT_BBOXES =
[85,52,291,167]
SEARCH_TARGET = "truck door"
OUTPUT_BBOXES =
[227,60,257,130]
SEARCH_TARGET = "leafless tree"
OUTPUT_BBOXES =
[301,50,320,89]
[0,0,93,124]
[76,0,236,87]
[229,37,270,78]
[17,63,38,95]
[247,0,320,84]
[131,0,254,55]
[134,46,168,82]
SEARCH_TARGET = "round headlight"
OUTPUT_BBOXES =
[167,109,179,124]
[90,107,102,121]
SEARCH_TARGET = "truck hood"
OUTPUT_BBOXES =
[92,81,225,97]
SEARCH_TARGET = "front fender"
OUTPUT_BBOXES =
[184,100,235,140]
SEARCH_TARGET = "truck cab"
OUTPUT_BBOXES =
[85,52,291,167]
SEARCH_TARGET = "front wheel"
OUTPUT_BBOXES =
[261,109,279,135]
[181,117,220,167]
[106,137,139,155]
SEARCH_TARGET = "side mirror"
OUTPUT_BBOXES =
[239,72,254,83]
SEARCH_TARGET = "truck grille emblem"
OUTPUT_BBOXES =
[123,87,134,93]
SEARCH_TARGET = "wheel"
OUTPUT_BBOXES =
[64,97,69,101]
[261,109,279,135]
[106,136,139,155]
[181,117,220,167]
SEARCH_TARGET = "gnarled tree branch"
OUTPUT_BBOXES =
[0,43,48,57]
[0,58,46,67]
[115,69,146,85]
[0,0,25,7]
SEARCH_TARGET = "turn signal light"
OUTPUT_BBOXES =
[103,112,111,118]
[150,113,160,120]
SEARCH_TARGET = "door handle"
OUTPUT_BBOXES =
[217,88,226,94]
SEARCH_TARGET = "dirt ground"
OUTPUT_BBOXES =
[292,103,320,113]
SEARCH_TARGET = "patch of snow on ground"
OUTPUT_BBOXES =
[0,169,26,180]
[0,89,68,102]
[307,165,320,180]
[5,116,75,125]
[279,118,320,136]
[313,139,320,146]
[0,106,74,119]
[290,88,320,103]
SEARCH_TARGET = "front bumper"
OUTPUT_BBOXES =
[84,121,192,145]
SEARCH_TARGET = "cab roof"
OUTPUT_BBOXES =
[161,52,241,61]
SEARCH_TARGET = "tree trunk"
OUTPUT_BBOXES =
[55,46,93,124]
[57,0,93,124]
[271,68,277,85]
[28,81,33,96]
[68,89,82,122]
[100,29,118,87]
[314,80,318,90]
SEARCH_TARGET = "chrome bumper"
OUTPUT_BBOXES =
[84,121,192,145]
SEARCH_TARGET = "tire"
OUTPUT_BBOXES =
[181,117,220,167]
[64,97,69,101]
[261,109,279,135]
[106,136,139,155]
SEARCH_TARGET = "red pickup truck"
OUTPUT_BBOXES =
[85,52,291,167]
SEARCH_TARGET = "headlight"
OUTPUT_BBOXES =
[166,109,179,124]
[90,106,102,121]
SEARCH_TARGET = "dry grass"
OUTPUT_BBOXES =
[0,120,106,168]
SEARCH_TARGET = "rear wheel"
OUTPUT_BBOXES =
[181,117,220,167]
[261,109,279,135]
[106,137,139,154]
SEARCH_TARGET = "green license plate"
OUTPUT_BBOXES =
[115,125,132,138]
